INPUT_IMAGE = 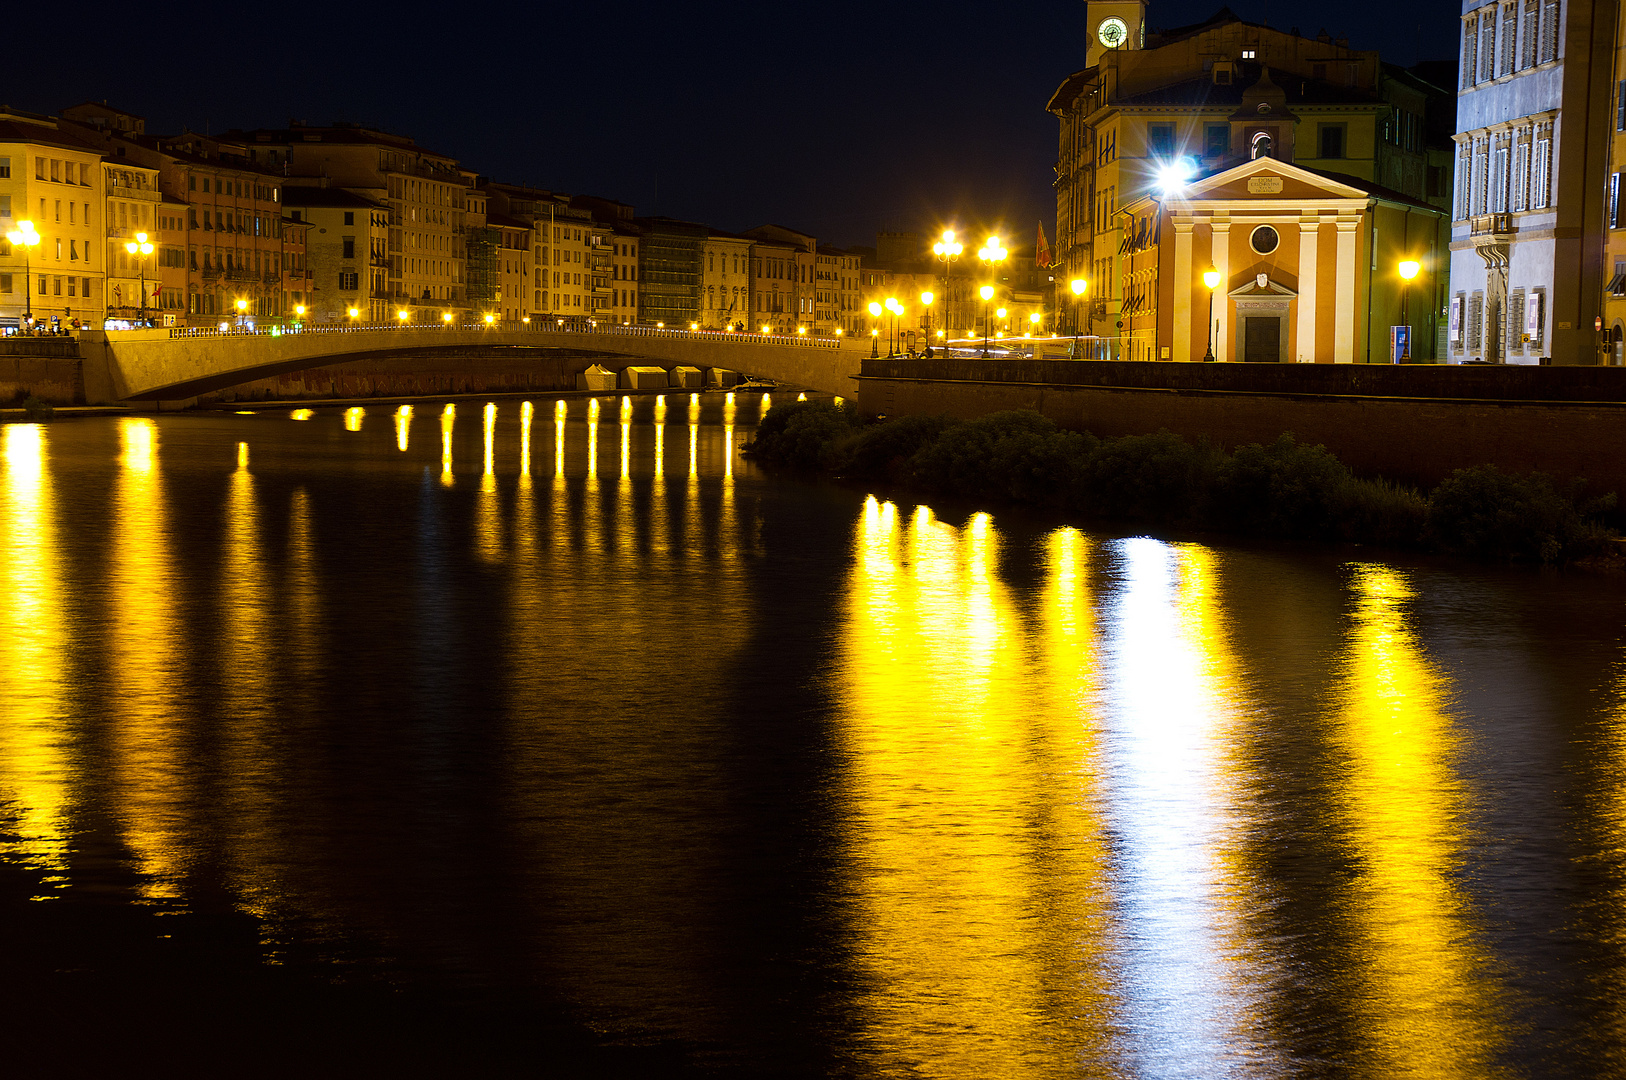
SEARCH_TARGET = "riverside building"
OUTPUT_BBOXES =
[0,107,107,328]
[1452,0,1609,363]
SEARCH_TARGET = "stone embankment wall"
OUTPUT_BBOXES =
[0,339,85,404]
[859,358,1626,493]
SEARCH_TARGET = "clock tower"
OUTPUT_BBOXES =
[1085,0,1147,68]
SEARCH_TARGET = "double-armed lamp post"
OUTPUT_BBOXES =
[979,285,995,357]
[125,231,154,326]
[932,230,962,335]
[6,221,40,324]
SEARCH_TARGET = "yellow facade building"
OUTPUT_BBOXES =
[701,232,753,329]
[0,108,107,328]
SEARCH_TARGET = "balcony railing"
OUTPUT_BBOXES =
[1471,213,1514,237]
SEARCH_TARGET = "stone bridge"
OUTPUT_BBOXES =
[77,323,873,403]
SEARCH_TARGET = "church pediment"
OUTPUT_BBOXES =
[1179,157,1369,203]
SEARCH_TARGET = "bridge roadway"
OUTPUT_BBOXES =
[77,323,873,403]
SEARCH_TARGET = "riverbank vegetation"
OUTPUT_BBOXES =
[742,402,1620,564]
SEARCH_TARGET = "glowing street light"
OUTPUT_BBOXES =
[124,231,154,326]
[1202,266,1222,362]
[443,311,453,324]
[484,312,496,326]
[5,220,40,325]
[1070,277,1088,354]
[397,309,410,323]
[1158,158,1197,196]
[235,297,249,332]
[1398,258,1421,362]
[868,300,883,357]
[884,297,903,356]
[347,307,360,323]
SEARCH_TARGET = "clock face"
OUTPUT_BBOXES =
[1098,17,1128,47]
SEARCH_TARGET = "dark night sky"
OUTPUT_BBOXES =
[10,0,1457,248]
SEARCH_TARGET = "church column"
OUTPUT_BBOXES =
[1335,218,1359,363]
[1173,217,1194,363]
[1297,216,1319,362]
[1211,217,1230,361]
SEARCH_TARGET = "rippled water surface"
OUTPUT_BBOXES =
[3,398,1626,1076]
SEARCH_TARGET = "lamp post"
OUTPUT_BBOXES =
[235,297,249,332]
[979,284,995,357]
[884,297,902,356]
[1202,267,1221,362]
[868,301,883,356]
[1070,278,1088,356]
[1029,311,1041,339]
[932,230,961,334]
[7,221,40,326]
[1398,259,1421,362]
[920,291,934,349]
[124,231,154,326]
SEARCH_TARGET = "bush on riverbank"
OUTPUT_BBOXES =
[742,401,1621,563]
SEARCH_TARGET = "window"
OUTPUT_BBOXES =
[1319,124,1345,158]
[1512,128,1531,210]
[0,157,8,179]
[1242,49,1256,59]
[344,211,354,225]
[1250,225,1279,254]
[1526,289,1545,344]
[1541,0,1558,62]
[1522,0,1539,67]
[338,271,359,290]
[1618,79,1626,131]
[1501,3,1517,75]
[1468,292,1484,351]
[1532,125,1553,207]
[1204,125,1229,158]
[1148,123,1174,158]
[1612,173,1624,228]
[1450,294,1464,344]
[0,195,8,218]
[342,238,355,259]
[1479,14,1497,81]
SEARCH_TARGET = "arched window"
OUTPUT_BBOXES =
[1252,132,1274,160]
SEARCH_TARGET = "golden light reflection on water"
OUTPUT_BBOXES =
[290,408,314,421]
[1331,564,1504,1076]
[440,403,455,486]
[109,418,190,900]
[554,399,566,479]
[476,403,502,563]
[344,406,365,432]
[620,398,631,480]
[519,401,532,478]
[835,500,1122,1075]
[0,425,72,876]
[395,404,413,451]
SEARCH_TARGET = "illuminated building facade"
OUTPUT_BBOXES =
[0,107,106,328]
[1048,5,1450,358]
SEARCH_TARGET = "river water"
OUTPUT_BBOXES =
[2,397,1626,1077]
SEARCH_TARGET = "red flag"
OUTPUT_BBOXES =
[1036,223,1052,268]
[152,283,162,299]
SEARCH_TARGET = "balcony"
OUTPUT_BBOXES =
[1470,213,1514,238]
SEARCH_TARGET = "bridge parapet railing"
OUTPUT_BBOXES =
[141,321,848,348]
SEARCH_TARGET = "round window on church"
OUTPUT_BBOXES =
[1250,225,1280,255]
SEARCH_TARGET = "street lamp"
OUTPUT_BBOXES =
[1070,278,1088,356]
[293,303,306,328]
[443,311,453,325]
[884,297,902,356]
[5,221,40,326]
[235,297,249,332]
[397,309,410,324]
[868,301,883,357]
[1029,311,1041,338]
[979,284,995,357]
[484,312,496,326]
[1398,258,1421,362]
[124,231,154,326]
[1202,267,1221,362]
[932,230,962,332]
[920,291,934,346]
[347,306,360,323]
